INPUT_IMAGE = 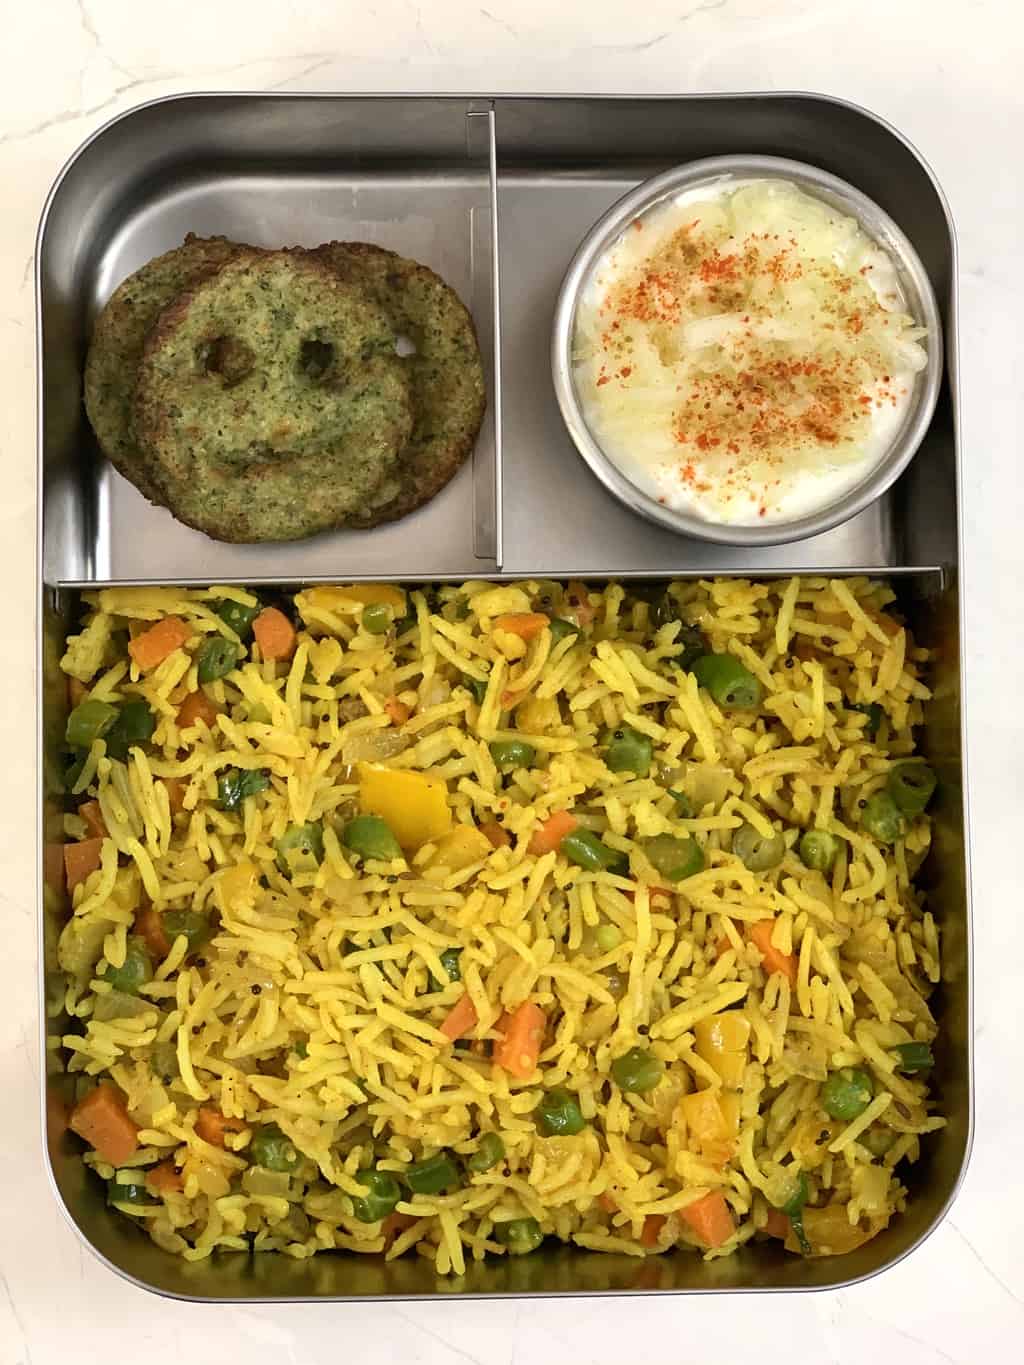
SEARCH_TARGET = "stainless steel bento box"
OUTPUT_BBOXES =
[37,92,971,1300]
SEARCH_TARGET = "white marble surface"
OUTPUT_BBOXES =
[2,0,1021,1359]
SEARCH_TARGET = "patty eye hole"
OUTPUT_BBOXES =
[299,337,335,382]
[198,335,254,386]
[395,333,417,357]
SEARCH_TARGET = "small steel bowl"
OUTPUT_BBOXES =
[551,154,943,547]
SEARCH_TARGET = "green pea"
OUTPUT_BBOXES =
[496,1217,543,1255]
[196,636,239,684]
[667,788,694,818]
[860,1127,896,1158]
[798,830,840,873]
[150,1039,180,1082]
[489,739,536,772]
[561,829,629,877]
[341,815,402,863]
[104,700,157,760]
[850,702,884,736]
[249,1122,301,1173]
[610,1047,665,1094]
[595,923,622,951]
[644,833,704,882]
[548,617,581,645]
[692,654,762,709]
[887,762,937,816]
[405,1152,462,1195]
[821,1067,874,1121]
[861,791,904,844]
[775,1169,811,1255]
[66,699,118,749]
[534,1088,586,1137]
[350,1168,401,1223]
[162,910,211,955]
[464,675,489,705]
[275,822,325,875]
[218,767,270,811]
[892,1042,934,1074]
[104,938,153,996]
[107,1175,155,1207]
[216,597,261,640]
[604,725,653,776]
[732,823,785,872]
[361,603,392,635]
[467,1132,506,1173]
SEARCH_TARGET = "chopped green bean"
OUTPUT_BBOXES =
[667,788,694,818]
[464,675,489,705]
[350,1168,401,1223]
[644,833,704,882]
[692,654,762,709]
[341,815,402,863]
[162,910,211,955]
[887,762,937,816]
[604,726,653,776]
[216,597,261,640]
[776,1169,811,1254]
[405,1152,461,1195]
[196,636,239,684]
[275,822,325,875]
[107,1175,155,1206]
[892,1042,934,1073]
[560,829,629,876]
[104,700,157,760]
[496,1217,543,1255]
[66,699,118,749]
[849,702,884,736]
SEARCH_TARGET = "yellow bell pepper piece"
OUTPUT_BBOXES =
[789,1115,843,1169]
[358,764,451,850]
[305,584,407,612]
[516,696,562,734]
[784,1204,878,1257]
[427,824,492,872]
[216,860,258,912]
[694,1013,750,1087]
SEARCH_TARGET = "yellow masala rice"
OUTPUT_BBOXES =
[49,577,944,1272]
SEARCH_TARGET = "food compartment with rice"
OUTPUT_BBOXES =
[41,575,960,1289]
[38,93,968,1300]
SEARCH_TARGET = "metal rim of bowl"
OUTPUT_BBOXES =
[551,154,944,548]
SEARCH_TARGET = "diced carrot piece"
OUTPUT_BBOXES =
[748,920,798,985]
[44,843,65,893]
[598,1192,618,1214]
[528,810,578,856]
[714,935,732,961]
[128,617,192,671]
[253,606,296,661]
[439,992,479,1043]
[162,777,186,813]
[69,1084,140,1166]
[480,820,511,850]
[146,1160,184,1195]
[763,1208,791,1239]
[64,837,104,892]
[641,1214,666,1248]
[494,1001,546,1079]
[681,1191,735,1249]
[566,580,595,626]
[494,612,550,642]
[135,905,170,959]
[68,678,88,707]
[78,800,107,839]
[384,696,411,726]
[178,689,219,731]
[195,1106,246,1148]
